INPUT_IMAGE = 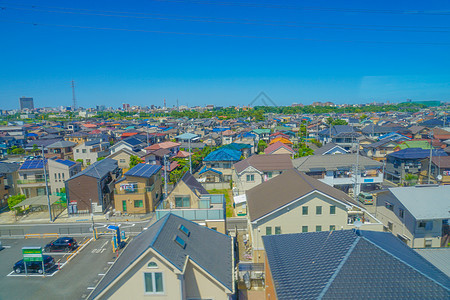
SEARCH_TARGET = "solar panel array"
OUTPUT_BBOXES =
[125,164,161,178]
[55,159,76,167]
[20,159,46,170]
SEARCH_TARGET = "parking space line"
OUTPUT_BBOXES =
[98,273,105,276]
[107,262,114,264]
[87,287,95,290]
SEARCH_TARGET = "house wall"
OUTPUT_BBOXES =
[376,192,442,248]
[0,175,8,210]
[264,256,276,300]
[108,151,132,171]
[271,148,292,156]
[184,260,230,300]
[48,160,81,194]
[204,220,226,234]
[100,250,181,300]
[249,193,350,263]
[66,175,99,212]
[17,169,47,198]
[233,168,283,194]
[166,181,199,209]
[74,143,110,166]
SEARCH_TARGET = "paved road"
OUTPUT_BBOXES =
[0,217,158,238]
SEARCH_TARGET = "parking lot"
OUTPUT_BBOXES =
[0,235,123,299]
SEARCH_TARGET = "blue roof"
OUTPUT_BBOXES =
[263,230,450,299]
[388,148,448,160]
[55,159,77,167]
[199,166,222,175]
[203,148,242,162]
[378,132,411,141]
[212,127,230,132]
[222,143,252,151]
[175,133,199,140]
[125,163,161,178]
[122,137,144,146]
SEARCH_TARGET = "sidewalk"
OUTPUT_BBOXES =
[0,208,154,225]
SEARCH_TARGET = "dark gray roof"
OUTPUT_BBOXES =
[89,214,233,299]
[263,230,450,300]
[46,140,77,148]
[68,158,118,181]
[362,124,404,135]
[314,143,348,155]
[0,162,20,174]
[180,171,209,195]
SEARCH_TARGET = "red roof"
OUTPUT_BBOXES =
[162,161,179,172]
[264,141,295,155]
[145,141,181,151]
[175,150,192,158]
[121,132,139,138]
[83,123,97,128]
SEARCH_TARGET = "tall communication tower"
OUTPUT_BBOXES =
[71,80,77,111]
[163,98,166,109]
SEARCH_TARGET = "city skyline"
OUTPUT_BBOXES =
[1,0,449,109]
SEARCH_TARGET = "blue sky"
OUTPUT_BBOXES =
[0,0,449,109]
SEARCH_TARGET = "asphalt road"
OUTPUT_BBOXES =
[0,236,123,300]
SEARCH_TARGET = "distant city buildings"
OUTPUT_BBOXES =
[19,97,34,110]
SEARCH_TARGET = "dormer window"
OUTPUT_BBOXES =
[147,262,158,269]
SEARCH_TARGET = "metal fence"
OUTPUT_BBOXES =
[0,228,25,237]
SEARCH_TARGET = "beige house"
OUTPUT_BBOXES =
[47,159,81,194]
[156,172,227,233]
[17,159,49,198]
[114,164,163,214]
[232,154,293,194]
[108,148,144,172]
[375,185,450,248]
[88,214,234,300]
[246,169,382,263]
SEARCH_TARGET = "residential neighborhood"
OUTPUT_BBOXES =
[0,103,449,299]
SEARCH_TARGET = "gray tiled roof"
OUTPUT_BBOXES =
[234,154,293,173]
[293,154,382,172]
[180,171,209,195]
[68,158,118,181]
[0,162,20,174]
[314,143,347,155]
[263,230,450,300]
[88,214,232,299]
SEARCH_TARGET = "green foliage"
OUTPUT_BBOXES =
[257,140,268,154]
[11,147,25,154]
[8,194,26,211]
[294,143,314,158]
[332,119,348,126]
[311,139,322,148]
[76,159,83,164]
[129,155,141,169]
[208,189,233,218]
[360,114,368,121]
[404,174,418,186]
[97,156,105,161]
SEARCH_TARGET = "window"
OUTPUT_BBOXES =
[211,227,217,231]
[266,227,272,235]
[23,174,27,180]
[330,206,336,215]
[76,149,79,153]
[246,174,255,182]
[418,222,426,228]
[62,173,65,181]
[179,225,190,237]
[275,226,281,235]
[388,222,393,231]
[302,206,308,215]
[119,159,126,163]
[266,172,273,179]
[316,225,322,232]
[174,235,186,249]
[147,262,158,268]
[385,202,394,211]
[144,272,164,294]
[424,239,433,248]
[54,174,57,180]
[302,226,308,233]
[399,208,404,219]
[58,173,61,181]
[316,206,322,215]
[134,200,143,208]
[82,149,86,153]
[329,225,336,231]
[175,196,190,208]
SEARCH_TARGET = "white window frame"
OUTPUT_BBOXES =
[143,272,165,295]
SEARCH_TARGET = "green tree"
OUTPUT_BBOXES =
[359,114,368,121]
[11,147,25,155]
[8,194,26,211]
[97,156,105,161]
[31,144,40,154]
[404,174,418,186]
[257,140,268,153]
[129,155,141,169]
[331,119,348,126]
[295,143,314,158]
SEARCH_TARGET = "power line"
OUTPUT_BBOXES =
[1,19,450,45]
[151,0,450,16]
[2,5,450,33]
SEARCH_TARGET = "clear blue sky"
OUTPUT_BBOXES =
[0,0,449,109]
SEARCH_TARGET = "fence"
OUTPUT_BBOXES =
[202,182,230,190]
[0,228,25,237]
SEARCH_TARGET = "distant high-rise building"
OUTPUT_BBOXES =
[19,97,34,110]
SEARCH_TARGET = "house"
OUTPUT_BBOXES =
[232,154,293,194]
[419,156,450,184]
[17,158,49,198]
[87,214,234,300]
[73,139,110,166]
[110,136,147,154]
[409,125,431,139]
[156,172,226,233]
[200,148,241,183]
[395,140,432,151]
[362,137,402,161]
[361,123,404,139]
[65,158,121,214]
[221,130,236,145]
[0,175,8,210]
[46,140,77,160]
[0,162,20,197]
[144,141,180,157]
[264,141,295,157]
[114,164,163,215]
[376,185,450,248]
[251,128,271,142]
[47,159,82,194]
[263,230,450,299]
[293,154,384,194]
[246,169,382,263]
[64,132,90,145]
[221,143,253,158]
[318,125,360,149]
[108,148,145,171]
[268,137,293,146]
[314,142,348,155]
[385,148,448,184]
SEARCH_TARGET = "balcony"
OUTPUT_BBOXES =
[114,185,154,195]
[17,178,46,185]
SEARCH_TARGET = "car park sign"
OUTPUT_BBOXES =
[22,247,43,262]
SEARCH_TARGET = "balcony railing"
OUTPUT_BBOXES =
[114,185,154,195]
[17,178,46,185]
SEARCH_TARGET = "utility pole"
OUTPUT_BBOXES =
[71,80,77,111]
[42,146,52,222]
[188,137,192,174]
[164,155,168,199]
[428,130,433,184]
[90,198,95,231]
[353,140,360,202]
